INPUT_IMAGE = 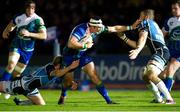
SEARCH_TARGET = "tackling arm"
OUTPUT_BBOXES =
[2,21,16,39]
[51,60,79,77]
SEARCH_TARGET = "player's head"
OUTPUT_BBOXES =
[88,17,103,33]
[171,0,180,17]
[25,0,36,17]
[139,9,155,20]
[52,56,63,69]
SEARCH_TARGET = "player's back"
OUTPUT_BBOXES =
[137,19,168,53]
[21,63,56,91]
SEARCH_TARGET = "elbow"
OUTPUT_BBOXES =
[67,42,73,48]
[67,40,75,48]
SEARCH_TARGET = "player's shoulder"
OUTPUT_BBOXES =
[73,23,87,33]
[33,13,45,25]
[166,16,176,23]
[13,13,25,19]
[75,23,87,29]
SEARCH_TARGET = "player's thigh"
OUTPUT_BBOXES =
[12,62,27,77]
[82,62,101,84]
[27,93,45,105]
[6,52,20,69]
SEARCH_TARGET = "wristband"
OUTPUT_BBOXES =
[83,43,87,49]
[127,26,132,30]
[101,26,108,33]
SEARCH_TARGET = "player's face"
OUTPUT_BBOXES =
[139,12,146,21]
[172,3,180,17]
[25,3,35,17]
[90,26,101,33]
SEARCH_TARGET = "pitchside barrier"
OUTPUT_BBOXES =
[0,55,180,89]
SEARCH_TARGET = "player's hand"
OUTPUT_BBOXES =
[19,29,30,37]
[2,31,10,39]
[71,81,78,90]
[70,60,79,69]
[131,19,141,29]
[129,49,139,60]
[86,42,94,48]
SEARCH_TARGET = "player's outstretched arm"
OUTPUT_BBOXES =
[107,19,141,33]
[2,21,16,39]
[51,60,79,77]
[107,25,132,33]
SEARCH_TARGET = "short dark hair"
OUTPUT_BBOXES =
[52,56,63,66]
[172,0,180,6]
[25,0,36,9]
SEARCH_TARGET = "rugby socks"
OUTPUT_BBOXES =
[161,77,174,98]
[156,81,173,101]
[1,70,12,81]
[164,77,174,92]
[61,86,67,97]
[96,82,111,103]
[147,82,162,102]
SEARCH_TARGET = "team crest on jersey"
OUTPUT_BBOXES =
[169,21,174,26]
[169,26,180,40]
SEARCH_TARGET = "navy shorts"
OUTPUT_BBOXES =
[9,47,33,65]
[63,55,93,70]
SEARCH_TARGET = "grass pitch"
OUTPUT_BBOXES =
[0,89,179,111]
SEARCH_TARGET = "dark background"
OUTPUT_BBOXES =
[0,0,172,56]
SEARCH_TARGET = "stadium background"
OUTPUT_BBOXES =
[0,0,180,90]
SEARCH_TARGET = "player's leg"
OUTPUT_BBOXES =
[82,62,114,104]
[14,89,46,105]
[1,52,20,81]
[58,72,74,105]
[144,63,175,104]
[0,81,7,93]
[143,67,163,103]
[12,62,27,78]
[163,58,179,91]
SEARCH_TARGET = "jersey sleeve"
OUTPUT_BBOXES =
[136,20,149,32]
[71,28,85,40]
[35,17,46,31]
[12,14,20,25]
[162,18,169,32]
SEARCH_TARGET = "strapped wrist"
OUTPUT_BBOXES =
[127,26,132,30]
[83,43,87,49]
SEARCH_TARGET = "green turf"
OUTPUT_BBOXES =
[0,90,179,111]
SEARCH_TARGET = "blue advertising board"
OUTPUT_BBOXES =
[1,55,180,89]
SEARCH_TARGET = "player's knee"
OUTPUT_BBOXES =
[39,102,46,105]
[35,101,46,105]
[14,66,25,74]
